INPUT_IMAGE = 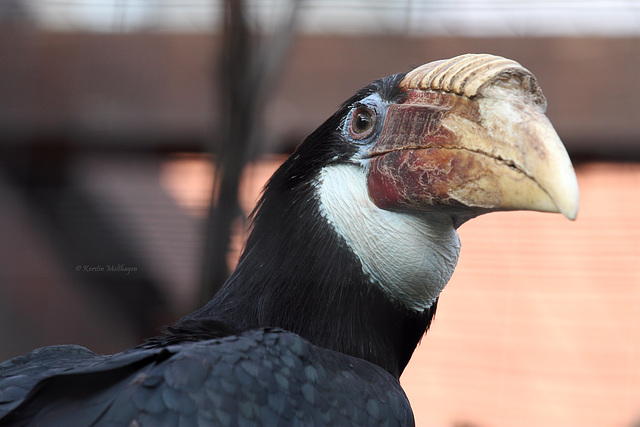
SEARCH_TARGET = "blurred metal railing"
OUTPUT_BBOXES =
[4,0,640,35]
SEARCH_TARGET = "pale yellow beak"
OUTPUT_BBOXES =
[440,90,579,220]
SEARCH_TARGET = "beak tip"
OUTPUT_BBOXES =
[562,198,579,221]
[555,174,580,221]
[563,206,579,221]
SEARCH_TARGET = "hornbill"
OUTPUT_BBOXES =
[0,54,578,426]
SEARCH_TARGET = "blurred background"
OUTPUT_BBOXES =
[0,1,639,426]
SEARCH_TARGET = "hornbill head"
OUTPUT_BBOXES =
[201,54,579,376]
[311,53,579,312]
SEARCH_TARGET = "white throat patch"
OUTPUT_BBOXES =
[316,164,461,312]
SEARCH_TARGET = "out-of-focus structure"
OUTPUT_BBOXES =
[0,2,638,426]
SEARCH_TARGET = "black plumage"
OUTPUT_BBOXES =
[1,329,413,426]
[0,74,425,426]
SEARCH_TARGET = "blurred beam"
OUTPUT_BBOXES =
[200,0,300,303]
[0,32,637,159]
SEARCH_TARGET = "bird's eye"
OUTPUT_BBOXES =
[348,107,376,140]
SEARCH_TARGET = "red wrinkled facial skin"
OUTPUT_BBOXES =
[367,90,481,212]
[368,149,477,211]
